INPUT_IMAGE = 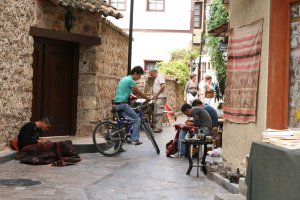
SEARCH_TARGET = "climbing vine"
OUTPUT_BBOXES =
[206,0,229,101]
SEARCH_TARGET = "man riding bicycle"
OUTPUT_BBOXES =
[114,66,150,146]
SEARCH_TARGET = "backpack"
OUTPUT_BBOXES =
[166,129,179,157]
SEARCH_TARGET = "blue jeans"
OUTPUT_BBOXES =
[115,103,141,142]
[178,128,212,157]
[178,130,187,156]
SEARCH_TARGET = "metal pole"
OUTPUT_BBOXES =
[198,0,206,84]
[127,0,134,75]
[197,32,203,84]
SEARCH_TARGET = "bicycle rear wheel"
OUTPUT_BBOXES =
[93,121,122,157]
[142,121,160,154]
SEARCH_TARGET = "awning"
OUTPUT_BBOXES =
[48,0,124,19]
[208,22,229,36]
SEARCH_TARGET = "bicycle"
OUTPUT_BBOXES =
[92,101,160,157]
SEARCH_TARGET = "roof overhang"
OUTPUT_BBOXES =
[208,22,229,37]
[48,0,124,19]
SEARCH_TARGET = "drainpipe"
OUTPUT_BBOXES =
[127,0,134,75]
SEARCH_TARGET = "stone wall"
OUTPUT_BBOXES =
[0,0,35,150]
[77,19,129,136]
[34,1,99,35]
[222,0,270,174]
[34,1,129,137]
[144,75,184,113]
[0,0,128,149]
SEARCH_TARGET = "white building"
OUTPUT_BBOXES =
[108,0,195,70]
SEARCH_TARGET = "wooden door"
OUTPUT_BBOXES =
[32,38,79,136]
[267,0,299,129]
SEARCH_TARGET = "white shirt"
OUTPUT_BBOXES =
[153,74,166,98]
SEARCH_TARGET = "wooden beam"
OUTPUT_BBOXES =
[208,22,229,36]
[267,0,290,129]
[29,27,101,45]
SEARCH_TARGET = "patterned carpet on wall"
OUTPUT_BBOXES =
[223,19,263,123]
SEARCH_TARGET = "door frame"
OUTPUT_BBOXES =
[267,0,299,129]
[31,37,79,136]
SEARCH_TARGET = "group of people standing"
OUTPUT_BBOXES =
[184,73,215,108]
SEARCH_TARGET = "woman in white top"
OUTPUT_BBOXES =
[184,73,200,105]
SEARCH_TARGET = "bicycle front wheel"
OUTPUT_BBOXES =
[93,121,122,157]
[142,121,160,154]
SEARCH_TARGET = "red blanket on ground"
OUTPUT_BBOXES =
[19,140,81,166]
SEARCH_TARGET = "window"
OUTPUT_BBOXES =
[147,0,165,12]
[109,0,126,11]
[144,60,161,71]
[194,2,203,28]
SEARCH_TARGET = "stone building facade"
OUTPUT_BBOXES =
[0,0,128,150]
[143,75,184,113]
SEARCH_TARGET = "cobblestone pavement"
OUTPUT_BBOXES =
[0,116,229,200]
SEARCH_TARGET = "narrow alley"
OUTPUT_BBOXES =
[0,116,229,200]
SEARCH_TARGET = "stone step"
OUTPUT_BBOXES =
[208,172,240,194]
[239,177,247,197]
[214,194,246,200]
[0,148,18,164]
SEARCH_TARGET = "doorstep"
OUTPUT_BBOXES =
[0,136,98,164]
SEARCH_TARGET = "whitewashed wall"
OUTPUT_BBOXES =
[110,0,192,30]
[131,32,192,66]
[109,0,193,66]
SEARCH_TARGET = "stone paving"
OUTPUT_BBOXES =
[0,116,230,200]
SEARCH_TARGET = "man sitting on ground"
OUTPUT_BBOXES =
[18,116,81,166]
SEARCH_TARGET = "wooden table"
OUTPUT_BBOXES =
[182,139,213,177]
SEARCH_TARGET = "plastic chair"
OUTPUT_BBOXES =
[163,102,176,126]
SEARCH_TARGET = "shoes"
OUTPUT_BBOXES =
[170,152,179,158]
[153,128,162,133]
[119,147,127,152]
[131,140,143,146]
[170,152,186,158]
[185,133,191,140]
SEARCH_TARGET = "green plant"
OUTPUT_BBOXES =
[157,60,190,87]
[157,49,199,88]
[206,0,229,31]
[206,0,228,101]
[206,36,227,101]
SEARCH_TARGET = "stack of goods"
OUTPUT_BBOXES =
[262,129,300,149]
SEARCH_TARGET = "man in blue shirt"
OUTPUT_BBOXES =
[192,99,218,129]
[114,66,150,145]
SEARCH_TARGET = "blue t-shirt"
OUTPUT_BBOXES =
[114,76,136,103]
[203,104,218,128]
